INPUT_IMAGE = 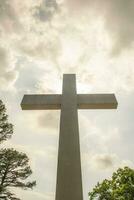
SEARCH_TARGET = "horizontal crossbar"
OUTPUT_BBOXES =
[21,94,61,110]
[21,94,118,110]
[77,94,118,109]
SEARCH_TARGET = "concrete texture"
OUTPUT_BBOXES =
[78,94,118,109]
[21,94,61,110]
[21,93,117,110]
[21,74,118,200]
[55,74,83,200]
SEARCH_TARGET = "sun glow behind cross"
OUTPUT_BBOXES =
[55,17,113,71]
[59,37,82,66]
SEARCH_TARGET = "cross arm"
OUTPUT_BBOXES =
[21,94,61,110]
[77,94,118,109]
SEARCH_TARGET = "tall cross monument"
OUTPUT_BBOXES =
[21,74,118,200]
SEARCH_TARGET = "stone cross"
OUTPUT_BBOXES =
[21,74,118,200]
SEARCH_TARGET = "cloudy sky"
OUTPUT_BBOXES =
[1,0,134,199]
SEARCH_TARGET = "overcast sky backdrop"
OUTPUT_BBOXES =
[1,0,134,199]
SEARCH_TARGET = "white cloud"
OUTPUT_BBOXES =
[1,1,134,199]
[11,188,54,200]
[83,152,134,170]
[64,0,134,54]
[79,113,120,152]
[0,0,21,33]
[1,0,134,95]
[0,46,18,90]
[17,110,60,136]
[90,153,116,169]
[37,111,60,130]
[33,0,58,22]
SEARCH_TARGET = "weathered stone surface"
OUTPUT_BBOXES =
[21,93,118,110]
[56,74,83,200]
[21,74,118,200]
[78,94,118,109]
[21,94,61,110]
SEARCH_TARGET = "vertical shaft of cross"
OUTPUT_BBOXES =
[55,74,83,200]
[21,74,118,200]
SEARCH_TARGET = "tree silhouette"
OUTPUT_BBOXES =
[89,166,134,200]
[0,100,36,199]
[0,149,36,200]
[0,100,13,143]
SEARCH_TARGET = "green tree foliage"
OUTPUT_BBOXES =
[88,166,134,200]
[0,149,36,200]
[0,100,36,199]
[0,100,13,143]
